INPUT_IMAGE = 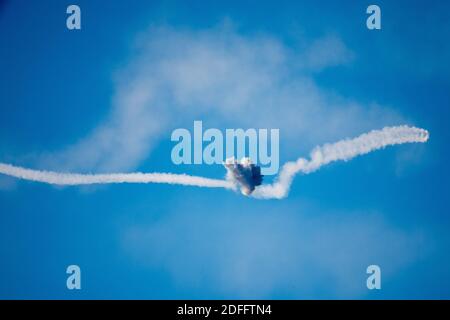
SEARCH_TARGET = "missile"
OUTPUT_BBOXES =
[224,157,263,196]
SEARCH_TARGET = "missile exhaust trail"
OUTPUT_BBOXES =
[0,125,429,199]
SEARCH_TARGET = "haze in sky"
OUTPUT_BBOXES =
[0,0,449,299]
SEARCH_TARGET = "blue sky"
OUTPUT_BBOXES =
[0,0,449,299]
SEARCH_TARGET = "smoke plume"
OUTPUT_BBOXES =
[0,163,233,189]
[252,125,429,199]
[0,125,428,199]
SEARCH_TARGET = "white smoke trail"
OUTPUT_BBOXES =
[252,125,429,199]
[0,163,234,189]
[0,125,428,197]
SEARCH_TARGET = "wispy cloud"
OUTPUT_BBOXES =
[122,199,427,298]
[37,24,404,172]
[300,34,355,71]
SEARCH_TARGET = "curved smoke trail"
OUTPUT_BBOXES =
[252,125,429,199]
[0,125,428,198]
